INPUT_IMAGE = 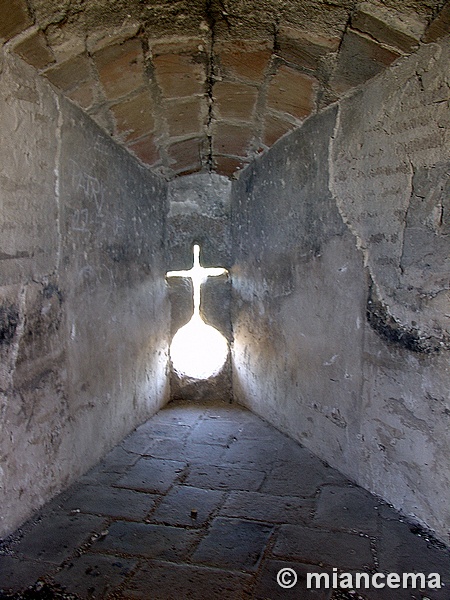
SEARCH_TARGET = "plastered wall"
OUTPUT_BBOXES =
[0,50,170,537]
[231,37,450,542]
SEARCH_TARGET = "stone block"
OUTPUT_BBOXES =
[94,38,145,101]
[213,123,254,156]
[99,446,140,473]
[121,561,252,599]
[191,517,273,571]
[0,556,55,593]
[87,22,141,54]
[423,2,450,43]
[273,525,374,570]
[313,485,379,534]
[115,457,186,493]
[54,553,136,598]
[189,417,241,446]
[66,80,97,110]
[185,464,265,491]
[221,491,314,524]
[263,114,294,146]
[92,521,200,560]
[12,29,55,69]
[216,40,272,82]
[330,29,401,94]
[167,137,203,173]
[150,37,206,58]
[0,0,32,42]
[267,65,317,120]
[153,53,206,98]
[111,90,155,142]
[12,513,107,564]
[127,133,159,166]
[254,560,332,600]
[213,81,258,120]
[352,2,424,53]
[44,22,86,63]
[277,27,340,70]
[62,484,158,520]
[261,458,346,497]
[151,485,225,527]
[213,155,247,178]
[165,98,204,137]
[42,54,92,93]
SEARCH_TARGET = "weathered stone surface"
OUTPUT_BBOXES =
[422,2,450,42]
[267,65,317,119]
[0,0,32,42]
[273,525,374,569]
[121,561,252,599]
[254,560,332,600]
[185,464,265,491]
[192,517,273,571]
[111,90,155,142]
[115,458,185,493]
[42,53,92,92]
[330,29,401,93]
[277,27,340,70]
[351,2,424,53]
[12,29,55,69]
[164,97,205,137]
[213,122,254,156]
[216,40,272,82]
[92,521,200,560]
[221,491,314,524]
[94,38,145,100]
[313,486,379,534]
[54,554,136,598]
[0,556,56,592]
[153,52,206,98]
[151,485,225,526]
[213,81,258,120]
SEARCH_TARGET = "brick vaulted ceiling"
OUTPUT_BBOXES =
[1,0,449,179]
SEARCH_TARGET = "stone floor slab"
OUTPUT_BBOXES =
[0,556,56,592]
[62,484,158,520]
[192,517,273,571]
[12,513,107,564]
[53,553,137,598]
[151,485,225,527]
[119,560,252,599]
[92,520,200,560]
[273,524,374,570]
[185,464,266,491]
[313,485,379,534]
[220,490,314,524]
[115,457,185,493]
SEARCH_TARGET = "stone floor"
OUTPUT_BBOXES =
[1,400,449,599]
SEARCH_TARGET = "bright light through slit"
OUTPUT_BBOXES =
[167,244,229,380]
[170,314,228,380]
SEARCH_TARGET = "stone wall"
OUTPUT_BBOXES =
[0,50,170,537]
[231,37,450,542]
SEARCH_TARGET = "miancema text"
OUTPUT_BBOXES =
[307,569,442,590]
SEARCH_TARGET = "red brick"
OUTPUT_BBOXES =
[0,0,32,42]
[164,98,204,137]
[263,114,295,147]
[213,123,254,156]
[150,38,206,57]
[87,22,141,54]
[277,27,340,70]
[42,54,92,92]
[267,66,317,120]
[13,29,55,69]
[422,3,450,43]
[94,38,146,101]
[153,53,206,98]
[128,134,159,166]
[167,137,203,172]
[111,90,155,142]
[213,155,247,178]
[330,29,401,94]
[216,40,271,82]
[213,82,258,120]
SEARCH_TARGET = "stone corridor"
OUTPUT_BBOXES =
[0,400,449,599]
